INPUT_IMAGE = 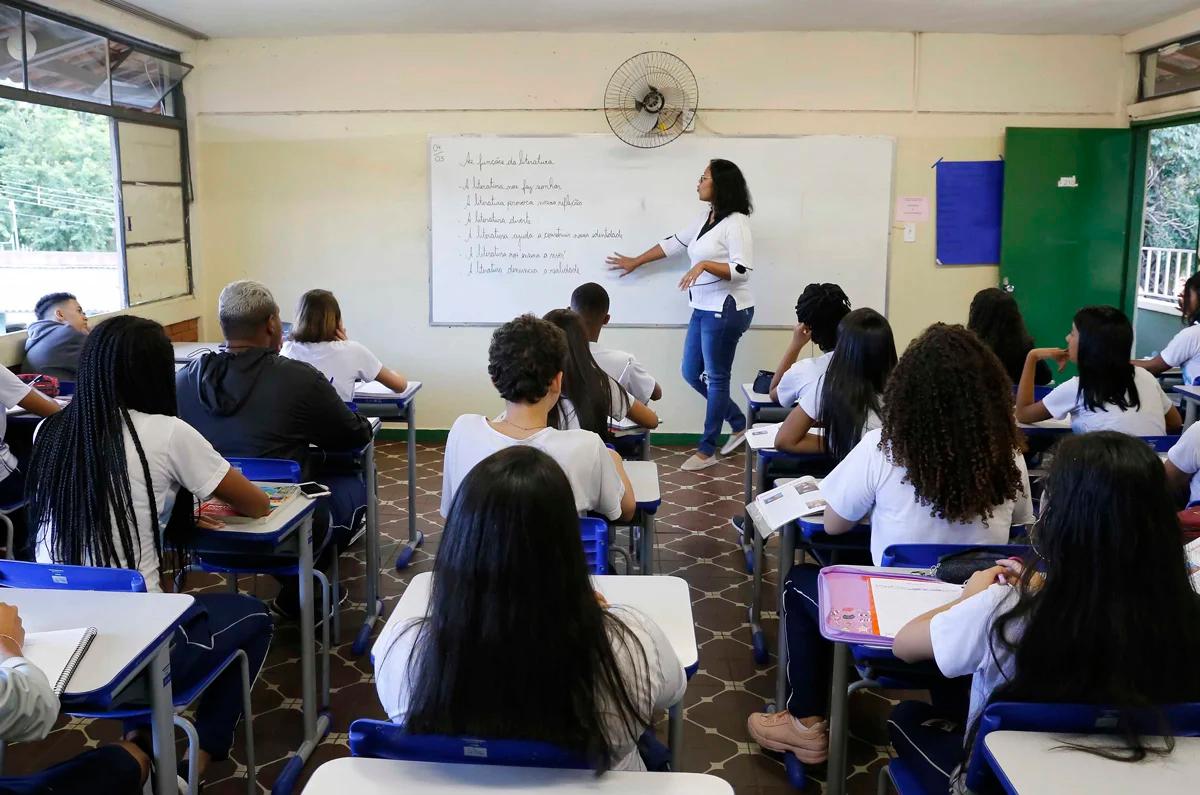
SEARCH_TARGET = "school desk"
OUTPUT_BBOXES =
[622,460,661,575]
[740,384,780,523]
[2,588,194,795]
[353,381,424,572]
[302,757,735,794]
[171,341,222,364]
[392,573,697,769]
[1173,383,1200,428]
[983,730,1200,795]
[1017,416,1072,437]
[610,416,652,461]
[189,484,324,792]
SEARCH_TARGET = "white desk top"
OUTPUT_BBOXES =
[1173,383,1200,399]
[355,380,423,402]
[197,482,316,540]
[0,588,193,698]
[303,757,733,794]
[623,460,660,505]
[1018,417,1071,431]
[741,383,776,406]
[395,573,697,669]
[983,731,1200,795]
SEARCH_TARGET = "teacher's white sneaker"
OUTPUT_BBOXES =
[680,453,719,471]
[720,430,747,455]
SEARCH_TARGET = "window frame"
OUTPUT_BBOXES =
[1140,34,1200,103]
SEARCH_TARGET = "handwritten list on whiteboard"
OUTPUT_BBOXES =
[428,135,895,326]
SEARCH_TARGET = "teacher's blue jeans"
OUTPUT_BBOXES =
[682,294,754,456]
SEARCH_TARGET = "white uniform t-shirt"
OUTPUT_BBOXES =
[0,368,32,486]
[1159,324,1200,385]
[590,342,656,405]
[776,351,832,408]
[280,340,383,403]
[372,604,686,771]
[557,378,631,432]
[796,373,882,431]
[820,429,1034,565]
[440,415,625,519]
[1040,367,1172,436]
[659,211,754,312]
[1168,421,1200,505]
[930,584,1020,735]
[36,411,229,592]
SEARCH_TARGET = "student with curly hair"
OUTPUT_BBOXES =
[747,323,1033,764]
[769,283,852,407]
[440,314,635,521]
[1016,306,1181,436]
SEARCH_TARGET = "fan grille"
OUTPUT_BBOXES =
[604,51,698,149]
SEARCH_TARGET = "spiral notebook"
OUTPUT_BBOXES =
[22,627,98,695]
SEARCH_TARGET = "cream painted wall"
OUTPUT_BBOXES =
[188,32,1133,432]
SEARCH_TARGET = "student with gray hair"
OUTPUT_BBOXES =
[176,280,373,617]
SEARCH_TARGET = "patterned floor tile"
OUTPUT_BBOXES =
[5,441,898,793]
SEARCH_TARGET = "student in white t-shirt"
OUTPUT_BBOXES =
[769,283,851,407]
[1165,420,1200,506]
[889,432,1200,792]
[1016,305,1181,436]
[27,316,274,787]
[775,308,895,459]
[1136,271,1200,384]
[0,367,60,555]
[543,308,659,435]
[441,314,634,521]
[747,324,1033,765]
[571,282,662,406]
[280,289,408,402]
[376,445,684,772]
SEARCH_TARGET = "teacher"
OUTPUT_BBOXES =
[606,159,755,471]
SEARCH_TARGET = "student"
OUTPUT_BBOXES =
[769,283,851,407]
[441,314,634,521]
[280,289,408,402]
[543,308,659,434]
[375,445,685,772]
[1165,419,1200,506]
[570,282,662,405]
[22,292,90,380]
[890,432,1200,792]
[27,315,273,787]
[967,287,1051,386]
[0,603,151,794]
[176,281,374,562]
[774,308,896,458]
[746,324,1033,762]
[1136,271,1200,384]
[1016,306,1181,436]
[0,367,59,556]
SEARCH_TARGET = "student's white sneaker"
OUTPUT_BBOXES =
[680,453,719,471]
[720,430,748,456]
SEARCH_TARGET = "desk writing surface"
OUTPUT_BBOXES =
[197,482,316,540]
[983,731,1200,795]
[302,757,734,793]
[623,460,659,504]
[742,383,776,407]
[354,380,422,402]
[1,588,193,697]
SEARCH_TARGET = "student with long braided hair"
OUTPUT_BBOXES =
[769,283,852,407]
[747,324,1032,763]
[27,315,274,787]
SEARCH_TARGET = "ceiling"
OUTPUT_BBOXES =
[112,0,1198,39]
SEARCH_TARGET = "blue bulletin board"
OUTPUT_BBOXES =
[935,159,1005,266]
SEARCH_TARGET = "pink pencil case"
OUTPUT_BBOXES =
[816,565,943,647]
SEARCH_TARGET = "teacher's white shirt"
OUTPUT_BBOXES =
[660,211,754,312]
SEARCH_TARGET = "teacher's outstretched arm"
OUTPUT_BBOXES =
[606,245,666,277]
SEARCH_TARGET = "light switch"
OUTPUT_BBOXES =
[903,223,916,243]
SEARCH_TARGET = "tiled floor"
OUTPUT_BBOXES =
[7,441,898,794]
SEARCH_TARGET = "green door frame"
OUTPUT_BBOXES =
[1123,111,1200,321]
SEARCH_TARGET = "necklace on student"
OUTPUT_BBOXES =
[501,418,547,432]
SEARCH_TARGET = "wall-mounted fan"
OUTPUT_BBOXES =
[604,51,698,149]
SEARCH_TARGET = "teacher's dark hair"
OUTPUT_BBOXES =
[397,446,653,771]
[487,314,567,404]
[709,159,752,221]
[967,432,1200,764]
[1074,306,1139,413]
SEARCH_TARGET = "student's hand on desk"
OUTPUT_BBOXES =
[195,515,226,530]
[1032,347,1070,372]
[606,253,640,277]
[0,603,26,657]
[962,566,1007,599]
[678,263,707,290]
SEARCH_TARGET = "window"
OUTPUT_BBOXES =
[0,2,192,334]
[1141,36,1200,101]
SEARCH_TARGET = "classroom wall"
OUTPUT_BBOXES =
[186,32,1133,432]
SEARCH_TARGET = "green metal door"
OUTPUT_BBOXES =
[999,127,1135,350]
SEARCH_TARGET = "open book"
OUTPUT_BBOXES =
[354,380,422,401]
[22,627,97,695]
[753,476,827,530]
[199,484,299,525]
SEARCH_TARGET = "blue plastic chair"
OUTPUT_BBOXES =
[0,561,257,795]
[880,543,1033,569]
[1141,434,1182,453]
[884,700,1200,794]
[348,719,590,769]
[579,517,609,575]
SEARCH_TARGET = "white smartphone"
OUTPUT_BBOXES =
[297,481,332,499]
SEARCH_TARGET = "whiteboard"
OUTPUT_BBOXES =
[429,135,894,327]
